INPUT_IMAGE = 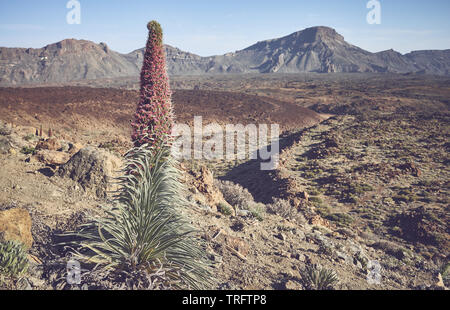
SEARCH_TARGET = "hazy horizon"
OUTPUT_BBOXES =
[1,0,450,56]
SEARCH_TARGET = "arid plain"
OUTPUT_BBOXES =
[0,73,449,289]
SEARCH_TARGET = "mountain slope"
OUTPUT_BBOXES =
[405,50,450,75]
[0,39,138,85]
[0,26,449,85]
[205,27,450,74]
[229,26,376,73]
[125,45,211,75]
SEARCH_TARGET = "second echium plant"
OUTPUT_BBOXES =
[131,20,174,149]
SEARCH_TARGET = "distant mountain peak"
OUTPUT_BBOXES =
[377,48,400,54]
[47,38,90,48]
[0,26,449,86]
[291,26,344,42]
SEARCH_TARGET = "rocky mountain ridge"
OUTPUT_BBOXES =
[1,26,449,85]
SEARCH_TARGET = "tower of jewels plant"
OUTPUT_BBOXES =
[67,21,213,290]
[131,21,174,148]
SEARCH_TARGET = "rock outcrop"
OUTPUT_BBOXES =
[191,167,225,211]
[0,208,33,249]
[35,150,70,166]
[57,147,122,198]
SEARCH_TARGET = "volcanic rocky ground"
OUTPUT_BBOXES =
[0,73,449,290]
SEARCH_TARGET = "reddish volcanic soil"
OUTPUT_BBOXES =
[0,87,324,145]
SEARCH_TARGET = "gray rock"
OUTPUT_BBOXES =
[57,147,122,198]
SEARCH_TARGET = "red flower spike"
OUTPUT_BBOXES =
[131,20,174,149]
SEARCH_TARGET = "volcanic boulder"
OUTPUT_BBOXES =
[0,208,33,249]
[57,147,122,198]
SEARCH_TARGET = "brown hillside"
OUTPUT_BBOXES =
[0,87,324,145]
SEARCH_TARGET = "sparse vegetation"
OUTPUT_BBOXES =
[216,180,254,210]
[248,202,266,221]
[325,213,354,227]
[309,196,323,205]
[0,72,448,290]
[0,241,29,284]
[218,200,234,216]
[268,198,296,219]
[20,146,36,155]
[440,263,450,287]
[300,265,339,290]
[392,188,418,204]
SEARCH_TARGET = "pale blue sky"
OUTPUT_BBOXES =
[0,0,449,56]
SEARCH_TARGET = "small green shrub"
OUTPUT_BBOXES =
[0,123,12,136]
[303,171,316,179]
[346,194,358,204]
[309,196,323,204]
[248,202,265,221]
[373,241,408,260]
[318,244,334,256]
[218,201,234,216]
[308,188,323,196]
[20,146,36,155]
[316,204,332,218]
[393,194,417,203]
[300,265,339,290]
[441,263,450,287]
[354,183,374,194]
[0,241,29,280]
[391,188,418,204]
[326,213,354,226]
